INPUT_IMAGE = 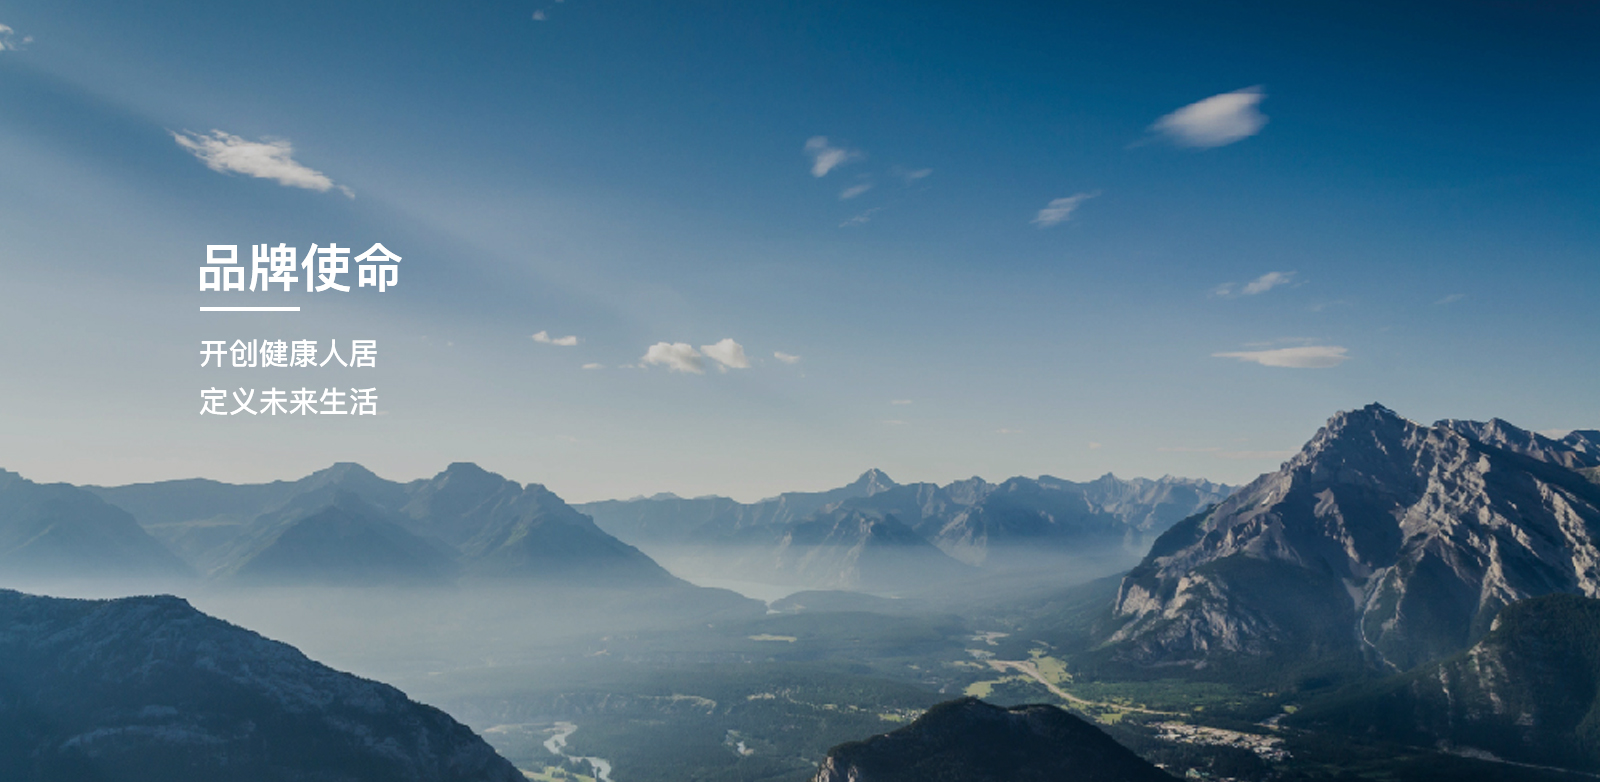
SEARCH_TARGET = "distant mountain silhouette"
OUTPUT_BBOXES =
[578,469,1229,590]
[400,463,677,584]
[0,470,190,585]
[582,470,1229,564]
[578,468,900,543]
[219,493,460,586]
[90,462,680,587]
[767,509,973,592]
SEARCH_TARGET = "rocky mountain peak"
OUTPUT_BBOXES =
[849,468,898,495]
[1108,404,1600,673]
[1439,417,1600,470]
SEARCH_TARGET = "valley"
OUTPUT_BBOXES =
[2,405,1599,780]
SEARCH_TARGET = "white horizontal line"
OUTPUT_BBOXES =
[199,307,302,312]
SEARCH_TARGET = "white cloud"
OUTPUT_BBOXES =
[581,363,604,370]
[1242,271,1294,295]
[1213,271,1295,298]
[890,399,913,405]
[700,338,750,371]
[532,10,547,20]
[642,342,705,374]
[840,182,873,200]
[804,136,862,177]
[1213,345,1350,368]
[1435,293,1466,305]
[1088,442,1103,450]
[996,428,1023,435]
[0,24,32,51]
[532,330,579,346]
[171,130,353,197]
[1151,87,1268,148]
[773,351,801,364]
[1032,191,1099,227]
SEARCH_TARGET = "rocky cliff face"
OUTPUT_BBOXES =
[0,589,522,782]
[811,697,1172,782]
[1108,404,1600,672]
[1291,593,1600,773]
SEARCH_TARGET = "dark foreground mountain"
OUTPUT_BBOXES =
[1292,593,1600,773]
[1103,404,1600,679]
[0,589,520,782]
[0,470,190,586]
[811,697,1172,782]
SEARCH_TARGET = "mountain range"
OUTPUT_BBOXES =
[581,470,1231,591]
[0,588,521,782]
[0,470,191,583]
[1103,404,1600,677]
[85,462,680,588]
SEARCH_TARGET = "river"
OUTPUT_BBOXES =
[543,722,614,782]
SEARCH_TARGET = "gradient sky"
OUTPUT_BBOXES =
[1,0,1596,501]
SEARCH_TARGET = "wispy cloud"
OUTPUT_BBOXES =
[171,130,353,197]
[804,136,862,177]
[773,351,801,364]
[1150,87,1268,148]
[1032,191,1099,227]
[1213,345,1349,368]
[840,182,873,200]
[1435,293,1466,305]
[891,166,933,184]
[840,206,883,227]
[642,342,705,374]
[0,23,32,51]
[700,338,750,371]
[1214,271,1296,298]
[1088,442,1103,450]
[890,399,913,405]
[996,428,1023,435]
[532,10,547,20]
[581,363,604,370]
[532,330,579,346]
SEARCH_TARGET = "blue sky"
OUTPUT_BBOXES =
[0,0,1596,501]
